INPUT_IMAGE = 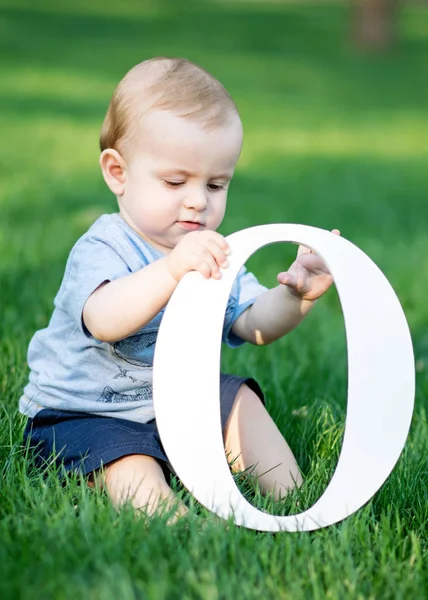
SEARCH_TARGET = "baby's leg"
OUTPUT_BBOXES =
[224,384,303,500]
[92,454,188,521]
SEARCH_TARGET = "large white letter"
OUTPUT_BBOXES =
[153,225,415,531]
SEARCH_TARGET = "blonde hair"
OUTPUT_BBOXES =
[100,57,239,155]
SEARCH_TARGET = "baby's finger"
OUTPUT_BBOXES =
[298,252,330,274]
[297,244,313,256]
[277,271,297,287]
[277,272,290,285]
[202,238,229,269]
[205,231,231,256]
[197,259,219,280]
[195,248,221,279]
[331,229,341,236]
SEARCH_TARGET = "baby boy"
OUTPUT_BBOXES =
[21,57,337,520]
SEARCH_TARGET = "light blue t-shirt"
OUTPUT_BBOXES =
[19,214,267,424]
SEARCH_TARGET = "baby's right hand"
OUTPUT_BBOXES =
[166,231,230,282]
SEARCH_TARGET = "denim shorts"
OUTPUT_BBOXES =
[23,373,264,479]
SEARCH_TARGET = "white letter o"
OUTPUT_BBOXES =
[153,225,415,531]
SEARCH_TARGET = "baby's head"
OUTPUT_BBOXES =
[99,57,243,253]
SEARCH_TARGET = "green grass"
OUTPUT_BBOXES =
[1,1,427,598]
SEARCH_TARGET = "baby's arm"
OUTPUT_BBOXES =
[231,285,313,345]
[232,239,337,345]
[83,230,229,342]
[83,257,177,342]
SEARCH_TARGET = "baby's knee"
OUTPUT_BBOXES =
[105,453,165,481]
[229,383,266,421]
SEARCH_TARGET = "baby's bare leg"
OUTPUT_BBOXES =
[93,454,188,521]
[224,385,303,500]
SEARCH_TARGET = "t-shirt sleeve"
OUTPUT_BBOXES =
[55,235,132,336]
[222,266,268,348]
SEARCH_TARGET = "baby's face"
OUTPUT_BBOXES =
[118,110,243,253]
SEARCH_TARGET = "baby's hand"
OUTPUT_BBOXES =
[166,230,230,282]
[277,229,340,301]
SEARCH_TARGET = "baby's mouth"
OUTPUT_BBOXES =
[177,221,203,231]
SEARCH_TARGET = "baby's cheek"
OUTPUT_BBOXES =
[210,202,227,228]
[156,196,181,220]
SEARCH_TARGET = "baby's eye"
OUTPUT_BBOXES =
[208,183,225,192]
[164,180,185,188]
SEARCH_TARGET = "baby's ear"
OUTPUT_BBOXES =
[99,149,126,196]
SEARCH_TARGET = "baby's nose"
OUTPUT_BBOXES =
[184,189,208,211]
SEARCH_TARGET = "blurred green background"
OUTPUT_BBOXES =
[1,0,427,340]
[1,0,427,406]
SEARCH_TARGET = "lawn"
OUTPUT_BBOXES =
[0,1,427,598]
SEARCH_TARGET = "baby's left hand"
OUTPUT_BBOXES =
[277,229,340,301]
